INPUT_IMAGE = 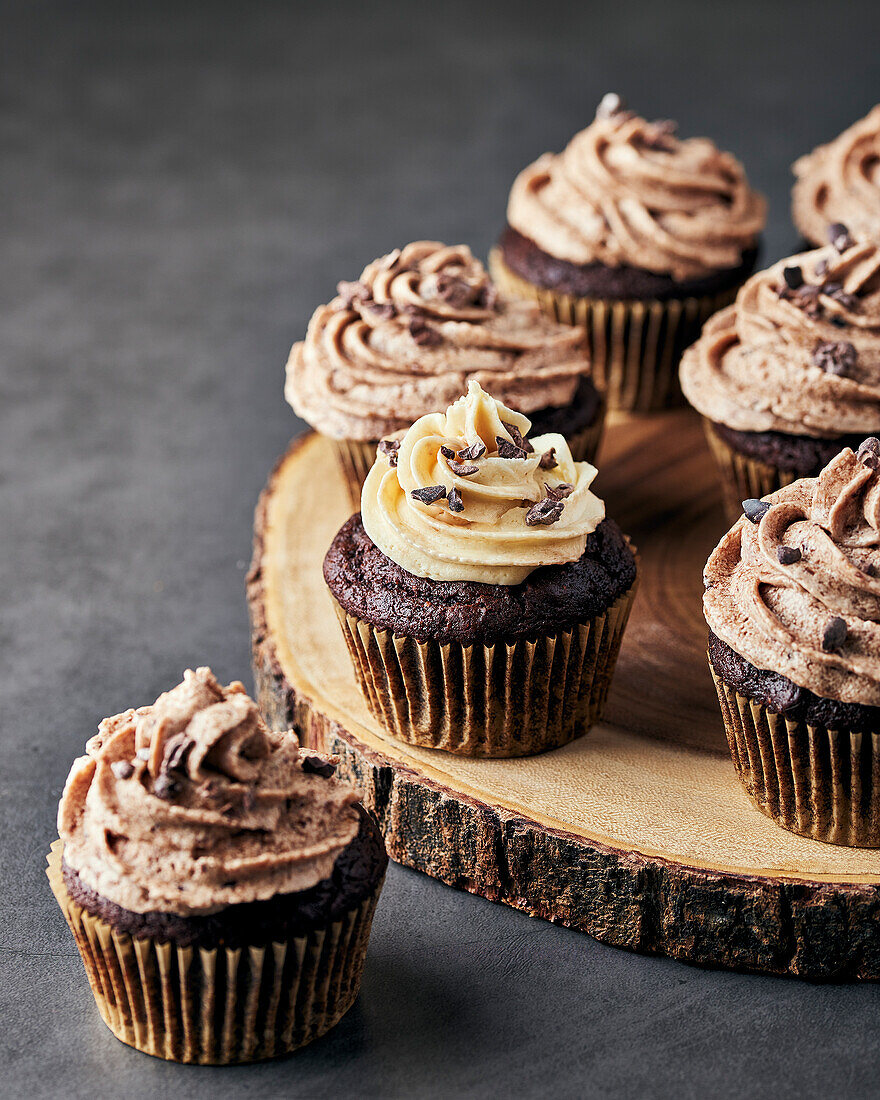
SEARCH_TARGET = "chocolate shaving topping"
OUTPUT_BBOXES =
[365,301,396,322]
[457,441,486,461]
[545,482,574,500]
[447,460,479,476]
[782,265,804,290]
[828,222,854,252]
[110,760,135,780]
[857,437,880,470]
[539,448,558,470]
[525,497,565,526]
[301,755,336,779]
[743,498,770,524]
[411,484,447,504]
[814,258,829,278]
[440,445,455,459]
[435,274,477,309]
[336,280,369,309]
[153,773,181,801]
[502,422,534,454]
[777,545,802,565]
[830,315,848,328]
[496,436,528,459]
[822,616,848,653]
[860,561,877,577]
[822,282,859,311]
[447,486,464,512]
[162,733,192,776]
[811,340,857,376]
[378,439,400,467]
[596,92,626,120]
[408,317,443,346]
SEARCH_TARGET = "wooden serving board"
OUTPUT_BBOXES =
[248,412,880,980]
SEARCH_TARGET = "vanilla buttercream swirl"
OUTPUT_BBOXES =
[705,448,880,705]
[681,241,880,436]
[360,381,605,584]
[793,106,880,246]
[58,668,359,916]
[506,103,765,282]
[285,241,588,441]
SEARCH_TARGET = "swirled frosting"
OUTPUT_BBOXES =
[58,668,359,916]
[705,445,880,705]
[792,106,880,246]
[285,241,588,441]
[360,381,605,585]
[680,241,880,436]
[506,96,765,282]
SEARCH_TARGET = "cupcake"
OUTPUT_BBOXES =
[489,93,766,411]
[681,238,880,522]
[323,381,638,757]
[48,668,387,1063]
[792,105,880,248]
[704,443,880,846]
[285,241,603,505]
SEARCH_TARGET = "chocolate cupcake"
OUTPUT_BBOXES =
[681,238,880,522]
[48,668,387,1063]
[792,105,880,248]
[324,381,638,757]
[489,94,765,411]
[285,241,603,505]
[704,444,880,846]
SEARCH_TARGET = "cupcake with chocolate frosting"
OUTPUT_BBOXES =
[324,381,638,757]
[490,93,766,411]
[792,106,880,248]
[285,241,603,504]
[681,237,880,521]
[705,443,880,846]
[48,668,387,1063]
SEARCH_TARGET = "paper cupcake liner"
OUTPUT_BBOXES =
[331,581,637,757]
[47,841,383,1064]
[710,666,880,847]
[489,248,739,413]
[702,419,801,524]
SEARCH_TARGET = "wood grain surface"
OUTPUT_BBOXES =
[248,413,880,979]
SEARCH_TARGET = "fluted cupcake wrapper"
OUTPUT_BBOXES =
[331,582,637,757]
[710,666,880,847]
[330,399,607,510]
[47,841,383,1064]
[489,248,739,413]
[702,419,801,524]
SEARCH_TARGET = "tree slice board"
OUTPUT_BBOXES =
[248,413,880,980]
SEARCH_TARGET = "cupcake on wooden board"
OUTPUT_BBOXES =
[489,94,766,411]
[705,444,880,846]
[792,105,880,248]
[680,236,880,521]
[48,668,387,1064]
[285,241,603,505]
[323,381,638,758]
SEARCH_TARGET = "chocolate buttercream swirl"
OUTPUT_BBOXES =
[360,381,605,585]
[58,668,359,916]
[285,241,588,441]
[793,105,880,246]
[705,447,880,705]
[681,242,880,436]
[506,99,765,282]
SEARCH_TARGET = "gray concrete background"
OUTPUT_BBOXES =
[3,1,880,1096]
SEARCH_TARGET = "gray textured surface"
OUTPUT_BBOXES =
[3,1,880,1096]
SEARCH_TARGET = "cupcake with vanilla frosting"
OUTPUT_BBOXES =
[681,237,880,521]
[323,381,638,757]
[48,668,387,1063]
[490,94,766,411]
[792,106,880,248]
[286,241,603,504]
[705,443,880,846]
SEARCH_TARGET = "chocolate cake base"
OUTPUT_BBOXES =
[527,373,601,437]
[324,513,637,645]
[708,631,880,735]
[498,224,759,302]
[62,805,388,949]
[710,421,866,477]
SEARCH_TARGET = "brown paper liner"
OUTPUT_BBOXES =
[47,842,383,1063]
[330,399,607,509]
[331,580,637,757]
[710,665,880,847]
[489,248,740,413]
[702,419,801,524]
